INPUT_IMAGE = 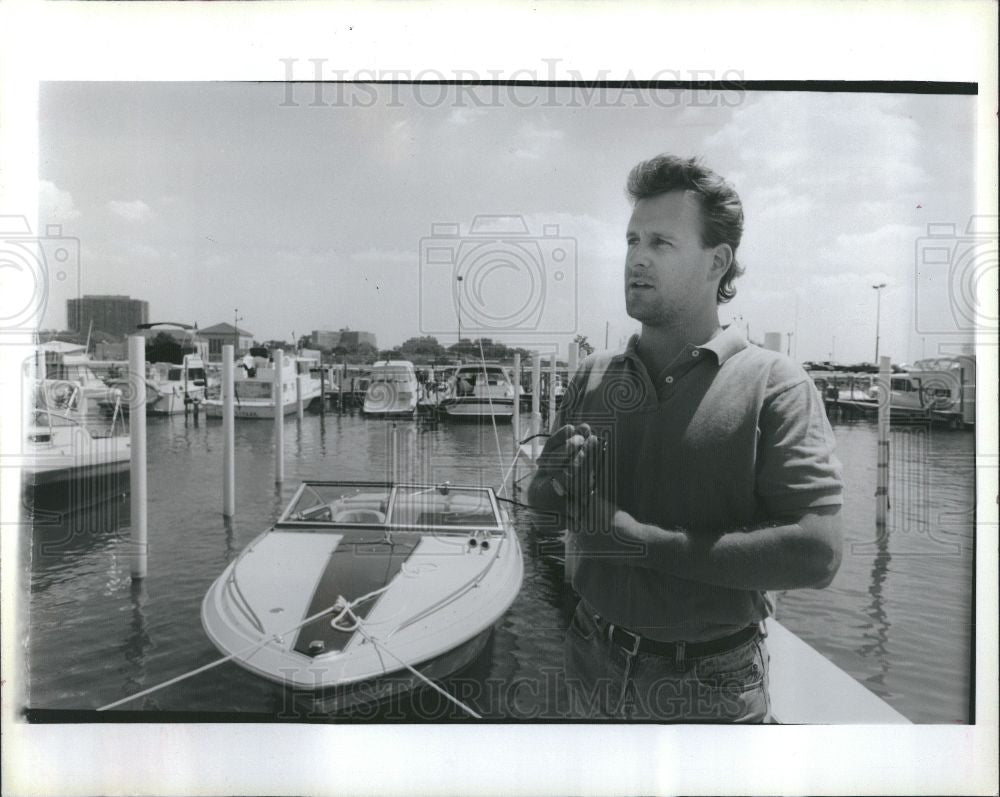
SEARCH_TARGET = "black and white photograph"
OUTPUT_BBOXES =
[1,3,997,795]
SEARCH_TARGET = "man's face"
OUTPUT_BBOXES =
[624,190,719,327]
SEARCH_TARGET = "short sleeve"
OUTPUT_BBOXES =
[756,377,844,516]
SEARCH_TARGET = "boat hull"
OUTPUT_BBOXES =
[293,627,495,715]
[438,397,515,420]
[203,392,321,419]
[202,484,523,702]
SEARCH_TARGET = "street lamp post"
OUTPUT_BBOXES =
[872,283,886,363]
[233,309,243,356]
[456,275,463,350]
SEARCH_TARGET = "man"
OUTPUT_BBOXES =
[528,154,843,722]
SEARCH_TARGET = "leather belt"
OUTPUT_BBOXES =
[607,621,760,660]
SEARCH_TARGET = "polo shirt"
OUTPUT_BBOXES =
[558,324,844,642]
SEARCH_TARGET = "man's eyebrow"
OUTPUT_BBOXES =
[625,228,676,239]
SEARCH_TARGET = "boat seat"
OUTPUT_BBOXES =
[333,508,385,524]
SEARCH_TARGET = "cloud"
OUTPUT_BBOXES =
[109,199,153,222]
[446,107,488,126]
[705,93,926,195]
[511,121,565,160]
[39,180,80,222]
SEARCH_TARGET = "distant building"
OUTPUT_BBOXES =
[310,330,342,350]
[68,295,149,338]
[763,332,783,353]
[309,328,377,351]
[200,322,255,359]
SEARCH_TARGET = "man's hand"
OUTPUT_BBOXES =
[530,423,611,518]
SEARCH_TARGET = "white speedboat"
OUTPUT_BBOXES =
[438,363,516,420]
[362,360,419,417]
[146,354,210,415]
[201,481,523,710]
[33,342,117,417]
[203,352,322,419]
[22,410,131,488]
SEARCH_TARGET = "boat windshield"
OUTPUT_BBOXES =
[279,482,500,529]
[391,485,500,528]
[372,369,414,383]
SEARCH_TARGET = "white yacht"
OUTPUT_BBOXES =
[146,353,210,415]
[362,360,419,417]
[438,363,516,420]
[203,352,322,419]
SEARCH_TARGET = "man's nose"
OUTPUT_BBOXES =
[626,246,648,270]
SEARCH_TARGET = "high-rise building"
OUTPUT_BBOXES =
[309,328,377,351]
[67,295,149,338]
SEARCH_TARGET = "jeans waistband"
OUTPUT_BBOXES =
[587,607,763,665]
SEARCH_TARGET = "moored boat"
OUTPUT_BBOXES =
[22,410,131,489]
[201,480,523,710]
[145,353,210,415]
[438,363,516,421]
[362,360,419,418]
[202,352,322,419]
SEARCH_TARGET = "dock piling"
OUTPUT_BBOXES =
[128,335,148,580]
[222,345,235,518]
[319,366,326,416]
[530,354,542,459]
[274,349,285,484]
[548,355,558,432]
[876,355,890,530]
[296,372,304,421]
[512,353,521,455]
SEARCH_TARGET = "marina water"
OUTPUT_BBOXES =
[24,410,974,723]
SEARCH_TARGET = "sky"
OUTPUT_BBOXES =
[38,82,978,364]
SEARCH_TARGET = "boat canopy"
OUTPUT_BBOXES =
[278,481,502,529]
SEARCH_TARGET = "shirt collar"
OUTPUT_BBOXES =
[698,323,748,365]
[612,324,748,366]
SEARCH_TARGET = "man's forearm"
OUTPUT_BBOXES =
[611,506,842,591]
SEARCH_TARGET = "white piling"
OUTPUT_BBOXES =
[530,354,542,459]
[274,349,285,484]
[222,344,235,518]
[548,355,558,432]
[512,353,521,455]
[568,340,578,376]
[296,372,304,421]
[128,336,148,580]
[876,355,890,530]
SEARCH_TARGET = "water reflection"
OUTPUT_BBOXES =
[859,523,892,691]
[118,580,155,710]
[222,515,236,564]
[31,481,130,568]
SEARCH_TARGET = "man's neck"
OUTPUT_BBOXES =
[636,315,722,377]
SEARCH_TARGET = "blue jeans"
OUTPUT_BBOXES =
[564,600,771,722]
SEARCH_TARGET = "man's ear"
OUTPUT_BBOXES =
[709,244,734,280]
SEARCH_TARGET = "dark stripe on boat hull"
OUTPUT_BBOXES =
[293,532,422,657]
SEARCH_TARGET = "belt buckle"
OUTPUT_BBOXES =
[612,624,642,657]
